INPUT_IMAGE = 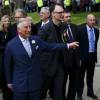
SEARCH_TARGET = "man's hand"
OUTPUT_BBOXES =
[68,42,79,49]
[7,84,13,90]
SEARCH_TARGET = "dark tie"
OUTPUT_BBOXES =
[67,25,73,42]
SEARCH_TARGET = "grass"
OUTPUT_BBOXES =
[28,12,100,25]
[71,12,100,25]
[28,12,41,24]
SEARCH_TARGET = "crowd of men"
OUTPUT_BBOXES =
[0,0,100,16]
[0,3,99,100]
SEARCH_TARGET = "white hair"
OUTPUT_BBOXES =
[17,18,29,29]
[26,16,33,23]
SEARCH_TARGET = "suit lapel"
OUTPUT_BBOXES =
[69,24,75,40]
[84,26,89,42]
[94,28,97,42]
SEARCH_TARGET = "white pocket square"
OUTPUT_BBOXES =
[35,45,39,50]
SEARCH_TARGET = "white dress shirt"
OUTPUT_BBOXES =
[41,20,49,27]
[19,35,32,57]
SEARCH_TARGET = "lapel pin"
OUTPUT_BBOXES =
[32,40,35,44]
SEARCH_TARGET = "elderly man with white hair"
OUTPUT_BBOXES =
[36,7,50,33]
[4,18,79,100]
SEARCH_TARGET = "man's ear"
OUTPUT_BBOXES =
[17,28,21,33]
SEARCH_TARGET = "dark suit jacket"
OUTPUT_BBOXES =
[8,23,17,40]
[61,23,80,70]
[0,31,11,51]
[4,35,67,92]
[0,30,12,87]
[78,24,99,62]
[31,23,37,35]
[35,21,42,33]
[8,23,37,39]
[38,20,66,77]
[35,20,50,34]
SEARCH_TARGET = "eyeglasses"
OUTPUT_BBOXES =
[14,17,23,19]
[54,11,64,14]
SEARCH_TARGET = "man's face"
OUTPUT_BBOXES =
[52,5,64,22]
[18,22,31,39]
[63,12,71,24]
[14,12,24,22]
[40,10,50,21]
[87,15,96,27]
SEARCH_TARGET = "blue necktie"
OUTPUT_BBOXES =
[89,29,95,52]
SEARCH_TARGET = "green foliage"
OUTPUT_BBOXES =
[28,12,100,25]
[28,12,41,24]
[71,12,100,25]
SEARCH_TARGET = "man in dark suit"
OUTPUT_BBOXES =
[62,11,80,100]
[35,7,50,34]
[4,18,79,100]
[8,8,36,39]
[38,3,69,100]
[77,14,99,100]
[8,8,27,39]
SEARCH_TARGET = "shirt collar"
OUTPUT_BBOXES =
[86,25,94,31]
[18,35,28,42]
[41,20,49,26]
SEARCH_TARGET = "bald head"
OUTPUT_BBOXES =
[86,14,96,28]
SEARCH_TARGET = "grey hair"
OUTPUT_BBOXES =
[15,8,27,17]
[17,18,26,29]
[40,7,50,13]
[26,16,33,23]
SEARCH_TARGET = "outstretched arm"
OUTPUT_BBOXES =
[36,36,79,51]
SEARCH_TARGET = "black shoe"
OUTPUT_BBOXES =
[77,96,82,100]
[87,93,98,99]
[64,96,67,100]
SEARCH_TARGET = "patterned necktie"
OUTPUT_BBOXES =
[67,25,73,42]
